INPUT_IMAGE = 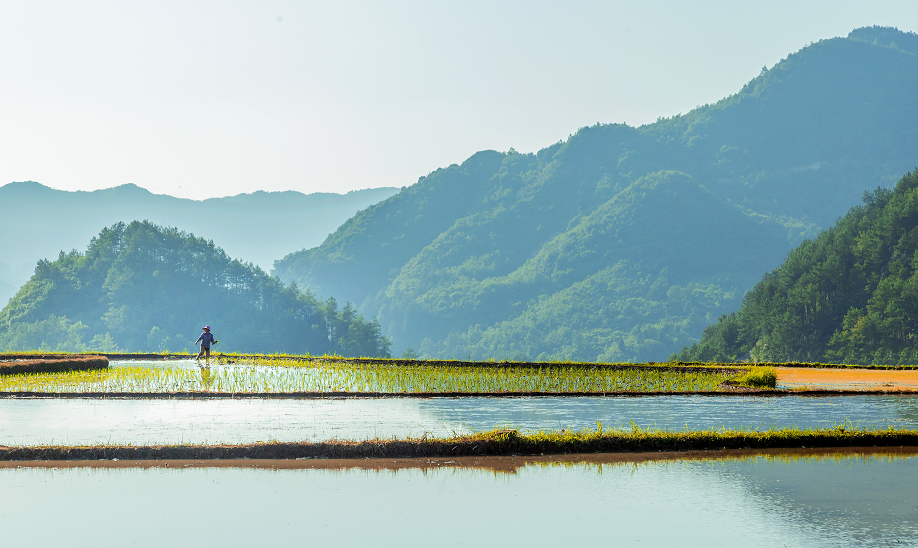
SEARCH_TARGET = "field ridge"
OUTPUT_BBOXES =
[3,427,917,461]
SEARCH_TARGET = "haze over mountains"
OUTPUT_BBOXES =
[0,183,398,306]
[274,27,918,362]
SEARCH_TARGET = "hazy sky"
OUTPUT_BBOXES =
[2,1,917,199]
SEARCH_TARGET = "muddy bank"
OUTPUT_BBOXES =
[4,446,917,471]
[0,355,108,376]
[3,387,918,398]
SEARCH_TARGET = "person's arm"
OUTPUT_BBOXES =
[194,334,203,345]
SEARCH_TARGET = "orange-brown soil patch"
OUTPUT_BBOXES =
[777,367,918,391]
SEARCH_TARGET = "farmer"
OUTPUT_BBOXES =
[194,325,216,364]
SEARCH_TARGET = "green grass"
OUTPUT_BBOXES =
[733,366,778,388]
[0,360,737,394]
[2,425,916,461]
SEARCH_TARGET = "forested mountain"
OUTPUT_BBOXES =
[674,170,918,365]
[0,182,398,306]
[0,221,391,356]
[273,27,918,362]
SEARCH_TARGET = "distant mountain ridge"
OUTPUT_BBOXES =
[0,182,399,305]
[273,27,918,361]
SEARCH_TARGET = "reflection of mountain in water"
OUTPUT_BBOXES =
[701,455,918,546]
[6,456,915,546]
[893,397,918,425]
[413,395,918,433]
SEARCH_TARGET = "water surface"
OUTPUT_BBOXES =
[1,453,915,547]
[1,394,916,446]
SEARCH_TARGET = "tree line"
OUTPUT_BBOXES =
[0,221,391,356]
[674,170,918,365]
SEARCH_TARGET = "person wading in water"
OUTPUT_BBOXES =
[194,325,216,364]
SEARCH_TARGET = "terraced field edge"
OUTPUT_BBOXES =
[3,427,917,461]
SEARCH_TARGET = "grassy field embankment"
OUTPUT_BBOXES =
[2,426,917,461]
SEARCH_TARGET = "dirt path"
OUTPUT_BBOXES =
[777,367,918,391]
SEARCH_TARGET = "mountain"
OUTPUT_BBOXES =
[673,170,918,365]
[0,182,399,306]
[0,221,392,356]
[273,27,918,362]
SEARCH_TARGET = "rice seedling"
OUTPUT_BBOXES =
[0,360,736,394]
[733,366,778,388]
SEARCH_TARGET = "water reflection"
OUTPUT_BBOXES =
[421,393,918,432]
[1,452,914,547]
[198,365,215,390]
[708,453,918,546]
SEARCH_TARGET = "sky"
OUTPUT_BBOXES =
[1,1,917,199]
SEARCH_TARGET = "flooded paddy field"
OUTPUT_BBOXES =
[2,394,917,446]
[2,358,917,546]
[7,358,918,395]
[0,359,739,394]
[2,451,915,547]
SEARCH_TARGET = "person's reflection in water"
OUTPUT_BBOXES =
[199,365,215,391]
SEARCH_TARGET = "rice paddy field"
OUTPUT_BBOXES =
[0,357,741,394]
[3,353,918,546]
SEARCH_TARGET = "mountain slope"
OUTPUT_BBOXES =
[673,170,918,365]
[0,182,399,306]
[274,27,918,361]
[395,171,790,361]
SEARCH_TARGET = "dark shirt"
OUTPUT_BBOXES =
[196,332,215,348]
